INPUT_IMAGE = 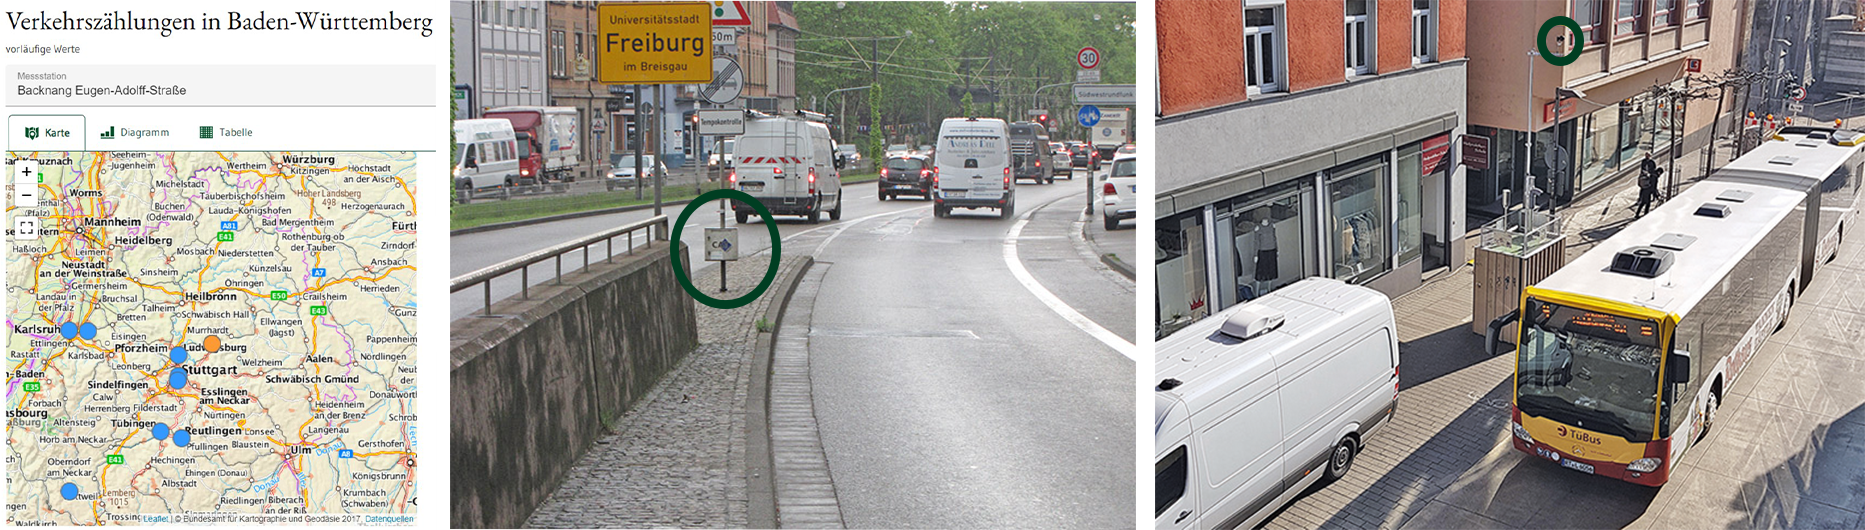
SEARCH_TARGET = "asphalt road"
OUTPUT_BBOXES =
[802,170,1136,528]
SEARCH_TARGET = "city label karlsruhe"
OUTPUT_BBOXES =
[597,2,713,84]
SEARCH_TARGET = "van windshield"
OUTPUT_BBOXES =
[936,135,1007,168]
[456,143,473,166]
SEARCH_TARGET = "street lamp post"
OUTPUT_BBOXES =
[824,85,871,140]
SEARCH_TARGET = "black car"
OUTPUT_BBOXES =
[878,154,934,200]
[1070,144,1096,168]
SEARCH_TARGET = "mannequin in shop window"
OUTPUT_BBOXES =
[1235,218,1278,301]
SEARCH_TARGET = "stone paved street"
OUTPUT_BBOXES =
[523,255,802,528]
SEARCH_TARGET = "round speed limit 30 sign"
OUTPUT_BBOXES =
[1077,47,1101,70]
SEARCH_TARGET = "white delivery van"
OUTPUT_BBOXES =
[931,117,1014,219]
[453,119,522,192]
[730,113,842,224]
[1155,277,1399,530]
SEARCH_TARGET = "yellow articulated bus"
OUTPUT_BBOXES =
[1484,126,1864,486]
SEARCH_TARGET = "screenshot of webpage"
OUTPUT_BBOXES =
[4,2,442,525]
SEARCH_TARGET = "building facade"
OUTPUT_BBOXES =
[545,1,614,181]
[1463,0,1744,213]
[454,0,548,118]
[1156,0,1469,338]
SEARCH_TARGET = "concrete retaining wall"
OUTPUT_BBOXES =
[450,241,698,528]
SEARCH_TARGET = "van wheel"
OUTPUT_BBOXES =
[1001,202,1015,219]
[736,210,749,224]
[934,205,947,218]
[831,198,843,221]
[1323,437,1358,483]
[807,209,821,224]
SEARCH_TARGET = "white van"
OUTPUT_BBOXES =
[730,113,842,224]
[931,117,1014,219]
[1155,277,1399,530]
[454,119,522,191]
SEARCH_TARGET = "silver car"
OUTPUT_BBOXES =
[607,155,667,191]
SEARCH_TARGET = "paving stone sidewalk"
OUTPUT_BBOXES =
[524,255,803,528]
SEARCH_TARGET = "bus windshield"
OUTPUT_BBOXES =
[1515,298,1662,442]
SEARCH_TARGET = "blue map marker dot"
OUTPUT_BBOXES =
[78,322,96,340]
[169,367,187,389]
[60,482,77,500]
[152,423,169,441]
[173,429,191,447]
[59,322,76,340]
[170,346,187,365]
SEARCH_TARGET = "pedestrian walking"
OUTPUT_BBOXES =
[1635,158,1659,216]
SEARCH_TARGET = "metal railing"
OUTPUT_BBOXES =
[1479,208,1563,257]
[450,215,670,316]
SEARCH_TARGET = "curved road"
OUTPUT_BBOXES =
[802,174,1135,528]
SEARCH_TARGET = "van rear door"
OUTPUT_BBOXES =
[935,131,1008,200]
[737,128,806,199]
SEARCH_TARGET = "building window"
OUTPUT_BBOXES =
[1574,0,1604,43]
[1685,0,1706,20]
[1157,210,1209,337]
[1243,8,1280,94]
[1215,181,1314,309]
[1614,0,1644,37]
[1412,0,1435,64]
[549,30,567,78]
[1397,143,1427,265]
[1329,158,1390,283]
[1346,0,1373,76]
[1653,0,1675,26]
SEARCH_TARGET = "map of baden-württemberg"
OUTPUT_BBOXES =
[5,152,417,525]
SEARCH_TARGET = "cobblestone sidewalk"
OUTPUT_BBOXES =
[524,255,803,528]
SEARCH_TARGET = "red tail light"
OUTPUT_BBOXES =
[808,167,817,184]
[1104,182,1117,195]
[920,169,931,177]
[1003,167,1011,187]
[881,168,888,177]
[773,167,783,175]
[1035,160,1041,167]
[728,171,737,184]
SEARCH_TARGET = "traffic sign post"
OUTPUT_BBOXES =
[702,58,744,104]
[705,226,739,292]
[1077,47,1101,70]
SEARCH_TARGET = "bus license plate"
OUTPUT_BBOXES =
[1561,458,1595,474]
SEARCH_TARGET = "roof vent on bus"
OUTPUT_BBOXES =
[1157,378,1184,391]
[1218,305,1285,340]
[1652,233,1697,251]
[1715,189,1753,203]
[1611,246,1674,278]
[1768,156,1799,166]
[1695,202,1732,218]
[1797,138,1824,148]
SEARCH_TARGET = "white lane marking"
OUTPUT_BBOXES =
[1004,203,1137,360]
